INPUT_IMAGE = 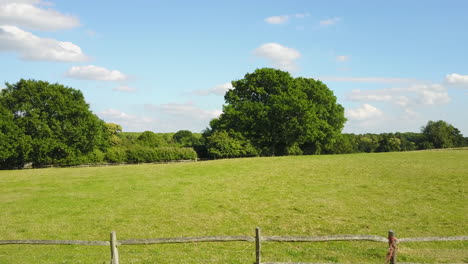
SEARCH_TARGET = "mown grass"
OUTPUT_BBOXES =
[0,150,466,263]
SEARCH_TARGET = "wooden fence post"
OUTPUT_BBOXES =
[110,231,119,264]
[255,227,261,264]
[388,230,397,264]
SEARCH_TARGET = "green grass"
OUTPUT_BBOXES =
[0,150,467,263]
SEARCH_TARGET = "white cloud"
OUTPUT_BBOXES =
[318,76,419,84]
[264,15,289,24]
[347,84,450,107]
[99,103,222,132]
[113,85,136,93]
[346,104,383,120]
[65,65,127,81]
[145,102,222,121]
[0,0,80,31]
[98,108,156,132]
[0,25,87,61]
[254,42,301,71]
[193,82,232,96]
[336,55,349,62]
[445,73,468,86]
[264,13,309,24]
[143,102,222,132]
[320,17,341,26]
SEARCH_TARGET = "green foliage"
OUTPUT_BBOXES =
[84,149,106,164]
[376,136,401,152]
[422,120,464,148]
[125,145,197,163]
[328,133,359,154]
[105,123,123,146]
[173,130,199,147]
[137,131,167,148]
[211,68,346,156]
[0,79,109,167]
[206,130,258,159]
[0,105,32,168]
[105,147,127,163]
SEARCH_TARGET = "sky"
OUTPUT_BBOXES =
[1,0,467,135]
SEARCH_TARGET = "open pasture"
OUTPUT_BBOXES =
[0,150,467,263]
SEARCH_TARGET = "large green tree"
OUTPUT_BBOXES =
[210,68,346,155]
[0,104,32,168]
[0,79,109,167]
[422,120,464,148]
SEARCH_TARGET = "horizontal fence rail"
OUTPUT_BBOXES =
[262,235,388,243]
[0,240,109,246]
[398,236,468,243]
[1,228,467,264]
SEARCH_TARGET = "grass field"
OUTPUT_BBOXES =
[0,150,467,263]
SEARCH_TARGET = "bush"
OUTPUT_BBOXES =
[105,147,127,163]
[124,146,197,163]
[206,130,258,159]
[137,131,166,148]
[85,149,105,164]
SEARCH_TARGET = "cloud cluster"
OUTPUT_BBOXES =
[113,85,136,92]
[320,17,341,26]
[264,13,309,24]
[347,84,450,107]
[99,102,222,132]
[66,65,127,81]
[318,76,419,84]
[0,0,80,31]
[99,109,156,132]
[446,73,468,86]
[193,82,233,96]
[336,55,350,62]
[65,65,136,92]
[0,25,86,61]
[346,103,383,120]
[254,43,301,71]
[0,1,86,62]
[145,102,222,121]
[338,75,455,133]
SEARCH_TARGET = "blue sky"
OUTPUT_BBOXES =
[1,0,467,134]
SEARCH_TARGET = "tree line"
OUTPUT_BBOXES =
[1,71,466,169]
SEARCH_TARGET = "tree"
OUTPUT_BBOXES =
[137,131,165,147]
[173,130,199,147]
[0,104,32,168]
[328,133,359,154]
[0,79,109,167]
[206,130,258,159]
[422,120,464,149]
[105,123,123,146]
[376,135,401,152]
[210,68,346,155]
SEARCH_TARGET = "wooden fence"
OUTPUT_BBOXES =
[1,228,467,264]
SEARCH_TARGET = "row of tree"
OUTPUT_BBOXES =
[194,69,466,158]
[0,80,198,169]
[194,120,467,159]
[1,71,466,168]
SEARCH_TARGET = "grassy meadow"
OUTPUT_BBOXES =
[0,150,467,263]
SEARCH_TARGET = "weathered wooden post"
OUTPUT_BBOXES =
[110,231,119,264]
[387,230,397,264]
[255,227,261,264]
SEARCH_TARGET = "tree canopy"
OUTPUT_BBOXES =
[422,120,464,148]
[209,68,346,155]
[0,79,109,168]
